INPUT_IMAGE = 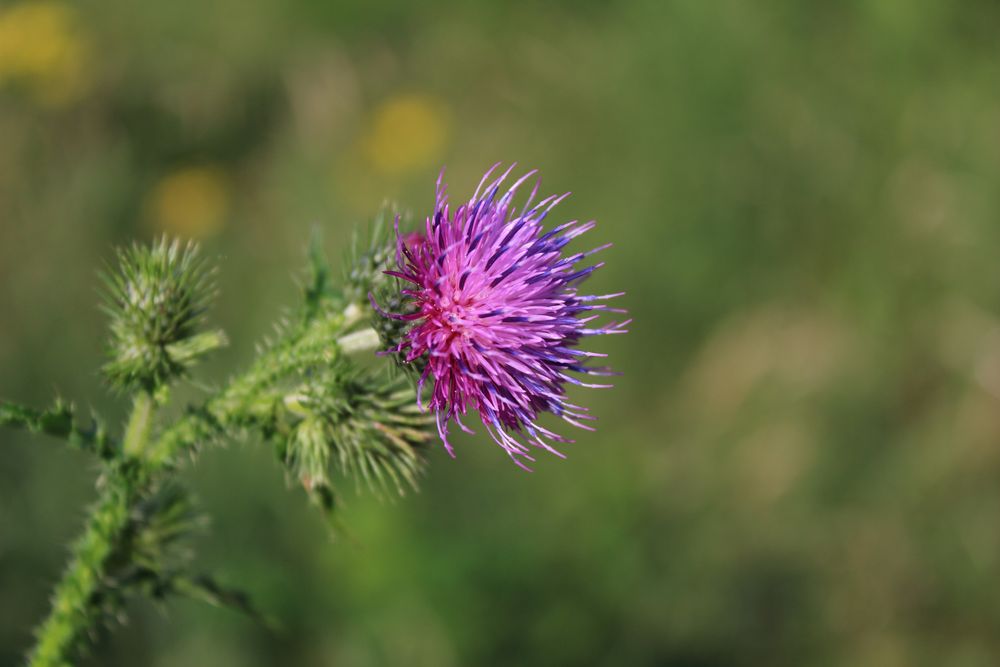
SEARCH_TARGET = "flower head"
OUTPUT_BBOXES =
[102,237,224,392]
[372,164,628,468]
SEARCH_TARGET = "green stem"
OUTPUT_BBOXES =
[145,306,379,469]
[123,391,155,459]
[336,326,381,355]
[27,391,158,666]
[27,484,131,667]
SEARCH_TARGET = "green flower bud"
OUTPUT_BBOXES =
[102,237,225,392]
[282,365,432,512]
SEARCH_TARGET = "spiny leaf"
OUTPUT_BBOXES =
[168,573,278,630]
[0,398,117,460]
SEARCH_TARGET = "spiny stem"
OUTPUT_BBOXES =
[27,389,159,666]
[145,304,378,469]
[27,484,131,667]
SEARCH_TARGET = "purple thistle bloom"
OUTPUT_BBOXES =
[372,164,628,469]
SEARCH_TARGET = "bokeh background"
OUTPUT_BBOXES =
[3,1,1000,665]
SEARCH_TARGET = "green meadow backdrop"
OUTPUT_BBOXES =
[3,1,1000,664]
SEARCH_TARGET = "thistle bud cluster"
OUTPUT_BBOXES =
[2,164,624,665]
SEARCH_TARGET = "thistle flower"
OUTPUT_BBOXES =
[372,164,628,468]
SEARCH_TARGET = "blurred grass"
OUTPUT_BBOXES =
[3,0,1000,665]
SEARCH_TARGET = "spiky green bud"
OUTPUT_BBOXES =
[101,237,225,392]
[282,365,432,515]
[342,205,399,306]
[340,207,428,374]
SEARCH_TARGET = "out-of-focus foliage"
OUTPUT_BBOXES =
[0,1,90,106]
[3,0,1000,665]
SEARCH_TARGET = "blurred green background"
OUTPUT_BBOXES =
[3,0,1000,665]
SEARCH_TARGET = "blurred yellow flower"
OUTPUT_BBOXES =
[0,1,91,106]
[148,166,230,239]
[362,93,450,174]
